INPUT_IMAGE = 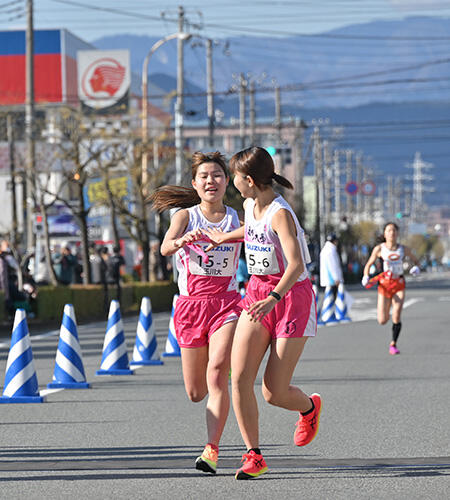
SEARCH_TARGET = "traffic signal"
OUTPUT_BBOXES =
[395,212,403,219]
[34,215,44,234]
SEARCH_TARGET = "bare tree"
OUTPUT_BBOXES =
[39,108,112,284]
[101,135,173,282]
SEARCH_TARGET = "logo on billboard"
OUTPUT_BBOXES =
[78,50,130,113]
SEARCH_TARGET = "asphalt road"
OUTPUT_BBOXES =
[0,272,449,499]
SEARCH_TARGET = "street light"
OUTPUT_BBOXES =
[141,32,192,193]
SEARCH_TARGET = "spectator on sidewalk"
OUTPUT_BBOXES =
[52,244,77,285]
[319,233,344,298]
[107,245,125,304]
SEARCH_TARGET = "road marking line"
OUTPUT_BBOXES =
[40,388,64,397]
[403,298,424,309]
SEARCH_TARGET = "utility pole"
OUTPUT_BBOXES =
[313,127,325,249]
[25,0,35,253]
[293,118,306,216]
[333,149,341,225]
[175,5,186,185]
[323,140,332,230]
[249,80,256,146]
[364,167,373,219]
[345,149,353,219]
[274,86,283,169]
[356,153,363,221]
[206,38,214,148]
[387,175,394,220]
[7,114,18,247]
[239,73,246,149]
[406,152,433,223]
[393,176,402,220]
[275,86,281,145]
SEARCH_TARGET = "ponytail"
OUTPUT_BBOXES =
[272,172,293,190]
[231,146,293,190]
[148,185,201,212]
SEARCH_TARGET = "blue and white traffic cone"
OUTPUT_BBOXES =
[130,297,163,366]
[335,283,351,322]
[320,286,338,325]
[162,294,181,357]
[312,283,323,325]
[96,300,133,375]
[47,304,90,389]
[0,309,44,403]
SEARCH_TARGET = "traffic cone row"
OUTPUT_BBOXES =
[162,294,181,357]
[0,295,178,403]
[316,283,352,326]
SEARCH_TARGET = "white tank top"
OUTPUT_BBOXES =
[176,205,241,296]
[244,195,310,285]
[380,243,404,278]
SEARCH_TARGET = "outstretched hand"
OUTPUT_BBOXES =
[201,227,225,251]
[409,265,420,276]
[175,229,203,249]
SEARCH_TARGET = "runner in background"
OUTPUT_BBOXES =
[362,222,421,355]
[150,152,241,475]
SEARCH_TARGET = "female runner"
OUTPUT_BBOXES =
[362,222,420,355]
[151,151,241,474]
[204,146,320,480]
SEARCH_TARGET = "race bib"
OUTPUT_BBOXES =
[188,243,237,277]
[245,241,280,275]
[385,260,403,277]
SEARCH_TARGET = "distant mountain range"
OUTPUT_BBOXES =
[92,16,450,109]
[91,17,450,209]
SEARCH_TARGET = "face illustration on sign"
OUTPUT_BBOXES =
[88,61,125,96]
[78,51,130,110]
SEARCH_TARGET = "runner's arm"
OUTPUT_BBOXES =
[160,209,201,257]
[269,208,305,299]
[246,209,304,322]
[363,245,381,277]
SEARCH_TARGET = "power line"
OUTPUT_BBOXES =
[46,0,450,41]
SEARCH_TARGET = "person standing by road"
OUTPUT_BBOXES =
[52,244,77,285]
[319,233,344,319]
[107,245,125,305]
[150,151,242,475]
[362,222,421,355]
[204,146,320,480]
[319,233,343,296]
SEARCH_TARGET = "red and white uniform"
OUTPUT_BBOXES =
[240,195,317,339]
[380,243,404,278]
[378,243,406,298]
[174,205,242,348]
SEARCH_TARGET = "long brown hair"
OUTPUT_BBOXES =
[230,146,293,190]
[149,151,228,212]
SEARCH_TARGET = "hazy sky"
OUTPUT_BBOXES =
[2,0,450,42]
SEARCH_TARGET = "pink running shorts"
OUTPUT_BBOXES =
[239,277,317,339]
[174,291,241,348]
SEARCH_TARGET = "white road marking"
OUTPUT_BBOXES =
[403,298,424,309]
[39,388,64,397]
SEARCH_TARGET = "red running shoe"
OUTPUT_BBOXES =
[294,393,322,447]
[195,444,218,474]
[235,450,268,480]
